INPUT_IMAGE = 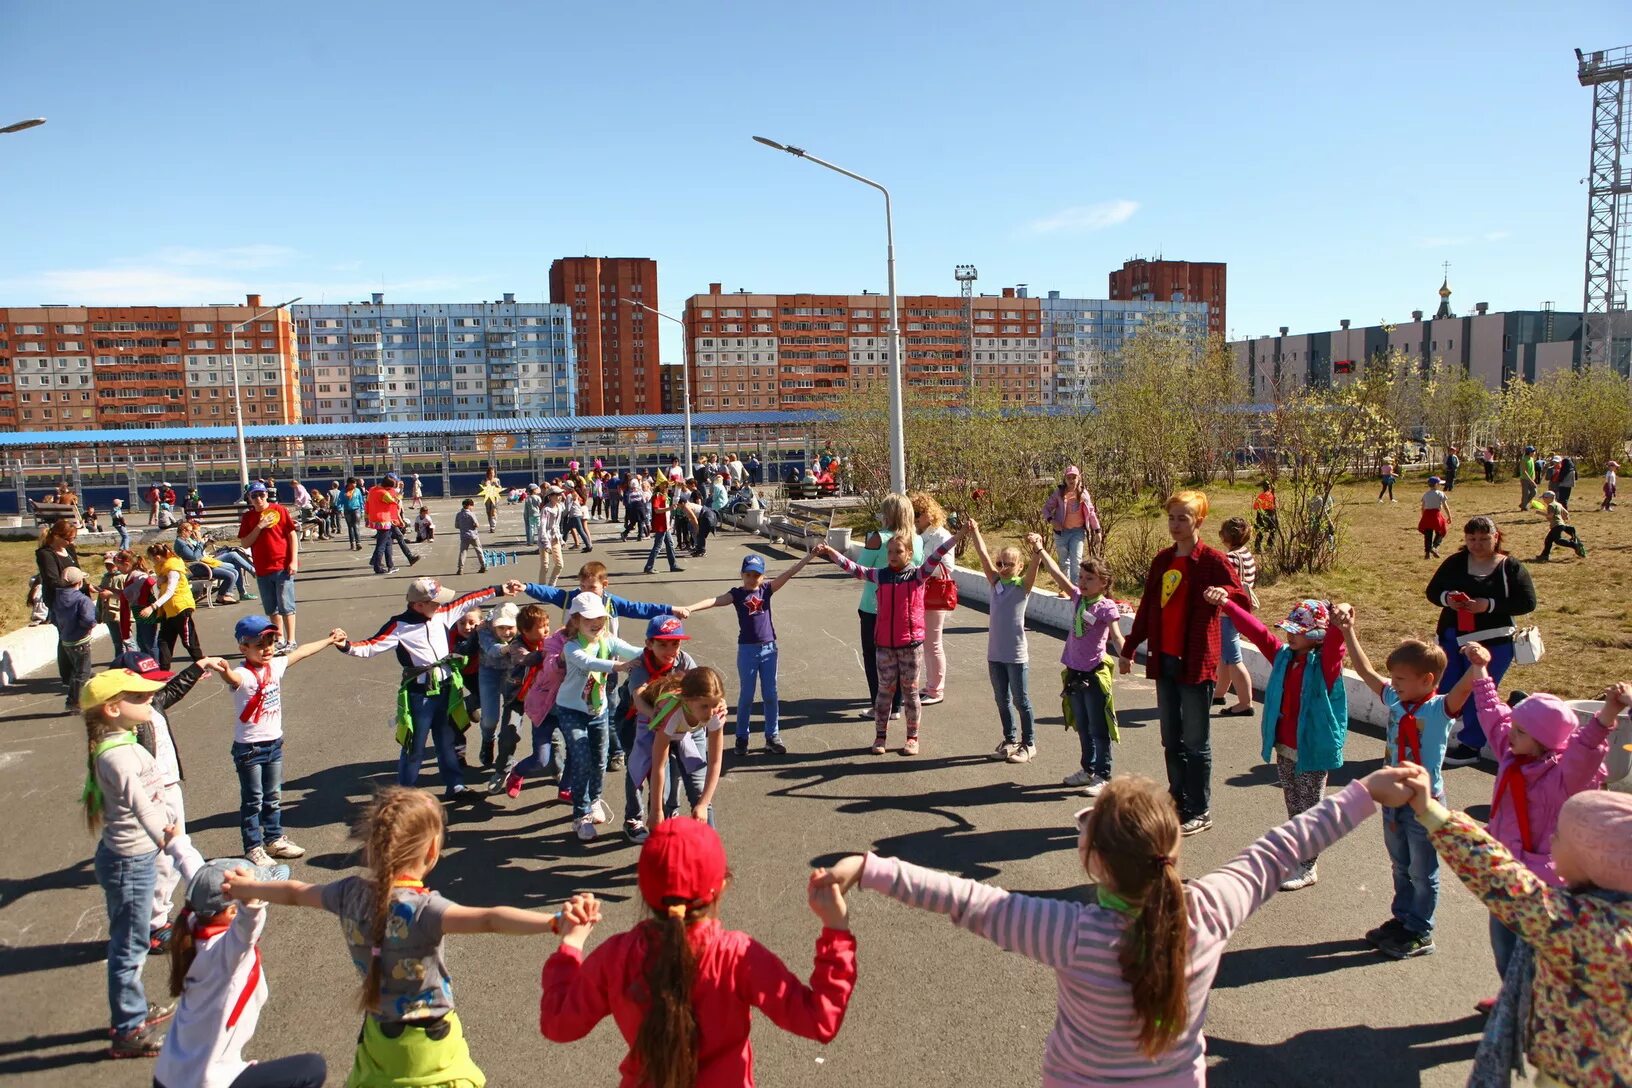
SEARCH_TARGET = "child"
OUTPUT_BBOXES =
[97,554,127,660]
[1601,459,1619,511]
[618,615,699,842]
[1214,517,1257,717]
[1251,480,1278,552]
[474,602,518,768]
[52,564,98,711]
[332,577,521,800]
[1378,460,1397,503]
[521,560,681,642]
[1119,491,1249,837]
[538,488,566,586]
[817,527,962,756]
[815,767,1413,1085]
[540,818,856,1084]
[1036,549,1125,795]
[1461,643,1613,988]
[1419,476,1450,559]
[1534,489,1587,561]
[556,594,642,841]
[414,505,435,543]
[633,664,728,837]
[494,604,567,798]
[117,550,161,658]
[143,541,203,671]
[1334,609,1479,959]
[111,497,130,550]
[640,481,683,575]
[1206,592,1347,891]
[965,519,1042,762]
[221,787,576,1086]
[453,498,486,575]
[80,667,180,1058]
[203,615,337,866]
[681,549,819,757]
[153,840,327,1088]
[1397,761,1632,1088]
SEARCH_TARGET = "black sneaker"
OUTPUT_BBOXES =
[479,739,495,768]
[1376,928,1436,959]
[108,1025,164,1058]
[1179,812,1213,836]
[1364,917,1408,947]
[766,736,787,755]
[734,737,749,757]
[1442,743,1483,767]
[407,553,422,566]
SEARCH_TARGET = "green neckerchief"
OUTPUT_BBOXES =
[998,576,1025,588]
[1073,593,1105,638]
[576,633,613,713]
[1096,885,1140,916]
[81,731,139,813]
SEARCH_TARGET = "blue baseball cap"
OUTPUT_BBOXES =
[741,554,766,574]
[646,615,690,641]
[246,483,268,496]
[234,614,278,644]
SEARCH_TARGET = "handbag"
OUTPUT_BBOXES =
[925,574,958,612]
[1512,626,1544,665]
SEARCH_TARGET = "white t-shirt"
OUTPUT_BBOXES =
[230,658,289,744]
[650,697,727,740]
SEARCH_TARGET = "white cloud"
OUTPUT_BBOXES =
[150,244,299,270]
[1023,199,1140,236]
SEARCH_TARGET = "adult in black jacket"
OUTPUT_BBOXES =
[1425,515,1538,766]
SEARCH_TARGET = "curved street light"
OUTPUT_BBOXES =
[0,117,47,134]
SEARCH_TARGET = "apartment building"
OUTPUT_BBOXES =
[548,257,661,415]
[295,294,575,424]
[0,294,300,432]
[1109,257,1227,337]
[1042,293,1211,405]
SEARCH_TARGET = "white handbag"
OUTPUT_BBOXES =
[1513,626,1545,665]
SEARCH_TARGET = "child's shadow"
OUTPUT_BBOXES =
[1207,1013,1484,1087]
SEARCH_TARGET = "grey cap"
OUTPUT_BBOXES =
[185,857,290,917]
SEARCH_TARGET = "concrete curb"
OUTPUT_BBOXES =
[0,621,107,686]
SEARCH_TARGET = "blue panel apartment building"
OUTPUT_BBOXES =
[294,292,576,423]
[1040,292,1210,405]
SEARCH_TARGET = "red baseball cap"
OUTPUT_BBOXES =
[637,818,727,913]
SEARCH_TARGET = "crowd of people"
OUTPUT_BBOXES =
[40,448,1632,1087]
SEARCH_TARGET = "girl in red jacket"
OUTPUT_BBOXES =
[540,818,857,1088]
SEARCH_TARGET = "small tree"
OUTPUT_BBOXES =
[1259,385,1378,575]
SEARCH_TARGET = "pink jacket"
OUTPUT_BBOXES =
[1472,677,1610,886]
[1043,488,1100,533]
[831,535,957,648]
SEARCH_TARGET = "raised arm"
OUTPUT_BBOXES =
[440,903,562,935]
[817,544,876,583]
[770,550,820,593]
[338,618,403,659]
[681,591,733,614]
[606,594,674,622]
[1021,541,1043,594]
[1034,540,1073,594]
[1444,660,1479,717]
[967,521,997,584]
[286,631,346,667]
[439,586,502,624]
[220,876,327,910]
[1332,606,1387,698]
[912,532,961,584]
[1208,590,1281,660]
[736,930,858,1044]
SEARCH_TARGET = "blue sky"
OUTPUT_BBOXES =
[1,1,1626,365]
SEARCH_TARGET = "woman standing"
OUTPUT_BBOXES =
[1427,515,1537,767]
[911,492,954,707]
[35,518,81,700]
[1041,467,1098,596]
[1377,460,1397,503]
[854,493,920,719]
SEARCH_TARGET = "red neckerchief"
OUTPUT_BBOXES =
[1491,757,1536,853]
[516,635,545,698]
[190,910,262,1028]
[1396,698,1426,766]
[643,648,680,681]
[238,663,274,724]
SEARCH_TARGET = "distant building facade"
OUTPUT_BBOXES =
[1041,292,1210,405]
[294,294,574,424]
[548,257,661,415]
[1109,258,1227,338]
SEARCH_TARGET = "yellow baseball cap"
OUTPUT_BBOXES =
[78,669,167,711]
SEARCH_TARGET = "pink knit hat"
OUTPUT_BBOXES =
[1552,791,1632,894]
[1509,694,1578,752]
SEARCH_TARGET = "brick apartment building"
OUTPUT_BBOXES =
[1109,258,1227,338]
[0,294,300,432]
[548,257,661,415]
[682,284,1050,412]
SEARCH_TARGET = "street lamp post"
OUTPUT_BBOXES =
[229,296,302,490]
[0,117,46,134]
[753,136,906,494]
[623,298,693,476]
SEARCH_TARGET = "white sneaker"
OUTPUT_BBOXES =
[265,836,305,859]
[245,846,273,867]
[1083,775,1109,798]
[575,815,598,841]
[1062,768,1095,787]
[918,693,945,706]
[590,798,611,825]
[1278,862,1319,891]
[1005,744,1037,764]
[993,741,1016,761]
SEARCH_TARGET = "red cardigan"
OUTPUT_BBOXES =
[1121,540,1247,685]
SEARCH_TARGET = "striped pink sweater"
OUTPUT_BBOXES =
[859,780,1377,1086]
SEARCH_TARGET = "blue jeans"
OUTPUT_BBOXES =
[400,688,464,794]
[1154,654,1214,819]
[370,528,397,573]
[1219,617,1242,666]
[208,566,238,598]
[1382,803,1440,935]
[95,842,158,1034]
[644,529,679,571]
[478,668,506,747]
[511,711,559,779]
[1490,915,1521,980]
[560,705,609,819]
[344,508,361,548]
[133,621,159,656]
[988,660,1035,746]
[624,725,712,824]
[1068,674,1114,778]
[114,524,130,550]
[1053,526,1086,575]
[735,641,780,741]
[217,550,257,586]
[231,738,284,850]
[1437,632,1515,749]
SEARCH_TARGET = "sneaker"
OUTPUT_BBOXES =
[1083,775,1109,798]
[1278,862,1319,891]
[479,739,495,768]
[557,787,574,805]
[108,1025,164,1059]
[265,836,305,859]
[765,736,787,755]
[245,845,273,867]
[1377,928,1436,960]
[590,798,612,825]
[143,1000,176,1028]
[1576,542,1587,558]
[446,785,480,804]
[1179,812,1214,836]
[1062,768,1095,787]
[240,593,259,601]
[993,741,1016,761]
[147,925,173,954]
[1364,917,1409,947]
[1479,744,1496,762]
[890,709,902,720]
[575,815,598,841]
[606,752,626,773]
[624,819,650,844]
[869,735,888,756]
[1005,744,1037,764]
[642,568,654,575]
[278,640,297,656]
[505,772,524,799]
[902,736,920,756]
[407,553,422,566]
[216,595,239,605]
[1442,743,1483,767]
[919,693,945,706]
[734,736,749,757]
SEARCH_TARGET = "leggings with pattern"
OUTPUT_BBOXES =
[1276,752,1328,863]
[874,644,923,737]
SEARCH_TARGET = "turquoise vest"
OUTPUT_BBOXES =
[1259,646,1348,773]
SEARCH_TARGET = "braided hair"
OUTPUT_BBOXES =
[353,787,444,1011]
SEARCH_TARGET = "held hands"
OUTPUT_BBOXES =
[670,606,690,620]
[1201,586,1229,606]
[1359,765,1418,808]
[1462,642,1492,670]
[501,579,526,597]
[807,868,853,929]
[557,892,600,945]
[329,627,348,645]
[1596,681,1632,716]
[813,544,837,562]
[1118,656,1132,674]
[198,656,232,675]
[1330,604,1355,633]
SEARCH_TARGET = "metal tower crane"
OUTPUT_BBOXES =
[1577,45,1632,374]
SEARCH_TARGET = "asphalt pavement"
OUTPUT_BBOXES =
[0,501,1501,1085]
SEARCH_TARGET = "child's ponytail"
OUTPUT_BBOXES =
[169,911,199,996]
[80,706,126,834]
[635,904,701,1088]
[1084,776,1190,1059]
[353,787,445,1012]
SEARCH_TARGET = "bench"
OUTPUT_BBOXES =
[30,500,79,527]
